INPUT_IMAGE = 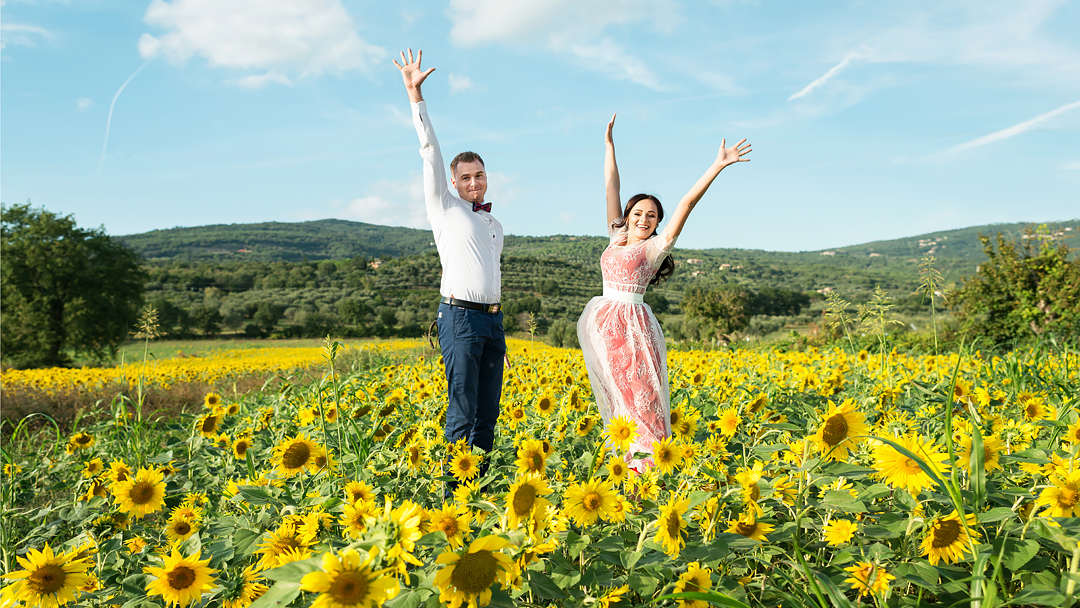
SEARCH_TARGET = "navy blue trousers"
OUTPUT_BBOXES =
[437,303,505,488]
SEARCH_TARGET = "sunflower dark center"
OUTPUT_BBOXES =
[539,398,552,411]
[1057,488,1078,509]
[450,550,498,594]
[1025,403,1039,417]
[457,458,472,473]
[28,564,66,594]
[931,519,961,548]
[735,521,758,537]
[329,569,370,603]
[528,452,543,472]
[665,513,681,538]
[282,442,311,469]
[173,521,192,536]
[167,566,196,590]
[129,481,156,505]
[822,414,849,446]
[235,442,249,457]
[583,492,601,511]
[438,517,459,536]
[512,484,537,516]
[201,416,218,433]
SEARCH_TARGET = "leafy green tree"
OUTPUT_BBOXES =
[1,204,145,367]
[955,228,1080,347]
[683,285,752,338]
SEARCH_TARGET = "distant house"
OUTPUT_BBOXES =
[821,251,836,256]
[236,248,251,253]
[719,263,731,270]
[868,252,881,257]
[369,259,383,269]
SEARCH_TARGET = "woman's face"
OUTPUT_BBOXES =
[627,199,659,241]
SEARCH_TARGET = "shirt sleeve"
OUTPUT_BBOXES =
[645,229,677,266]
[412,101,455,221]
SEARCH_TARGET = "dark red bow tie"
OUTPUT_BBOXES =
[472,201,492,213]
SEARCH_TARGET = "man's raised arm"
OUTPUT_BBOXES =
[394,48,452,219]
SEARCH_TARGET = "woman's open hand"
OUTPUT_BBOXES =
[715,138,752,169]
[605,113,617,145]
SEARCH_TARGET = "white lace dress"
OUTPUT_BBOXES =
[577,225,676,466]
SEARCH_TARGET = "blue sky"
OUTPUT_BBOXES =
[3,0,1078,251]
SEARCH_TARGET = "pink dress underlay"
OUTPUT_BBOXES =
[577,224,676,467]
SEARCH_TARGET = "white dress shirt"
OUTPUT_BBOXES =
[412,101,503,304]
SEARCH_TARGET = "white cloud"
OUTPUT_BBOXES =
[789,51,861,101]
[228,71,293,88]
[138,0,385,83]
[788,2,1080,101]
[448,73,473,94]
[446,0,677,90]
[947,99,1080,155]
[1,22,52,48]
[337,175,429,229]
[75,97,93,111]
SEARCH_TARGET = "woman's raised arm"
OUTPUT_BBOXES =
[604,114,622,227]
[661,137,751,243]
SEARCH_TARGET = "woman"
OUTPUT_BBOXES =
[577,114,751,468]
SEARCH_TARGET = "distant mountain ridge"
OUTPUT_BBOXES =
[120,217,1079,266]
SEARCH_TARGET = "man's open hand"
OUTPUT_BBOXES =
[393,48,435,103]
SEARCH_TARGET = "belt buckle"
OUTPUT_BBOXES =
[487,304,500,314]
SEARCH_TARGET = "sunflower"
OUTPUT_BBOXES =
[672,562,712,608]
[506,406,527,429]
[575,416,597,437]
[605,416,637,453]
[449,450,482,483]
[344,480,376,505]
[717,408,740,436]
[1019,394,1053,422]
[107,460,132,483]
[428,503,472,548]
[654,495,691,557]
[843,561,893,598]
[606,459,629,486]
[1064,420,1080,446]
[301,547,399,608]
[195,413,221,437]
[652,437,684,475]
[534,394,556,416]
[921,510,980,565]
[1035,470,1080,518]
[111,467,166,519]
[596,584,630,608]
[232,436,252,460]
[811,398,867,460]
[226,402,240,416]
[823,519,858,546]
[514,439,547,475]
[256,521,317,570]
[340,499,378,539]
[165,513,200,544]
[1,543,91,607]
[957,433,1003,473]
[434,535,517,608]
[505,473,552,529]
[381,498,425,574]
[563,479,617,526]
[65,431,94,454]
[204,392,222,410]
[726,511,773,542]
[273,433,324,477]
[871,434,949,496]
[126,536,148,554]
[79,458,104,479]
[223,565,268,608]
[734,461,765,513]
[144,548,216,607]
[405,440,426,470]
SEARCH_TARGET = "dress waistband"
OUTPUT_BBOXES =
[602,288,644,304]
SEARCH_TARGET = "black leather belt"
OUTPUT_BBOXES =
[441,297,501,314]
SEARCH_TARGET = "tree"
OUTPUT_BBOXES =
[955,228,1080,347]
[683,285,752,338]
[1,204,145,367]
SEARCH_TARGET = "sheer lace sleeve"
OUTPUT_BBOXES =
[645,229,677,266]
[608,222,628,246]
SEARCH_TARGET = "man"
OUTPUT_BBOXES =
[394,48,505,491]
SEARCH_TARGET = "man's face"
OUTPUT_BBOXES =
[451,160,487,204]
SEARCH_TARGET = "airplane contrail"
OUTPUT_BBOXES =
[97,60,151,173]
[947,99,1080,154]
[789,52,860,101]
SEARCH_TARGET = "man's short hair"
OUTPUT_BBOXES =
[450,151,485,176]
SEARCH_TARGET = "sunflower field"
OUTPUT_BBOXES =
[2,337,1079,608]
